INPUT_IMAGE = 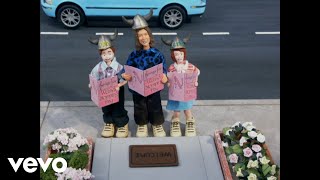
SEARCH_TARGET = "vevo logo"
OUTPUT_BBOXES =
[8,157,67,173]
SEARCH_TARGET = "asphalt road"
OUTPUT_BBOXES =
[40,0,280,101]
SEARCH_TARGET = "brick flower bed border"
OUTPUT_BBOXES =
[44,137,94,171]
[213,130,278,180]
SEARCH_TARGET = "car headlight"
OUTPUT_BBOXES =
[45,0,53,5]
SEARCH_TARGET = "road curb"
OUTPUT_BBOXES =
[40,99,279,107]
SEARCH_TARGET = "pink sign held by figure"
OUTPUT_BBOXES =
[89,75,119,107]
[168,72,198,101]
[124,64,164,97]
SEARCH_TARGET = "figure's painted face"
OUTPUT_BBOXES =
[101,48,114,62]
[174,50,184,64]
[137,29,150,49]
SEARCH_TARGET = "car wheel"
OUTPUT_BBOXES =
[57,5,85,29]
[160,5,186,29]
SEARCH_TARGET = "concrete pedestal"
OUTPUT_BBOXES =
[92,136,224,180]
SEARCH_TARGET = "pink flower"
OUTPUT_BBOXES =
[228,153,238,163]
[251,144,262,152]
[243,147,253,157]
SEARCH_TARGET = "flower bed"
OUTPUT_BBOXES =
[214,122,280,180]
[41,128,94,180]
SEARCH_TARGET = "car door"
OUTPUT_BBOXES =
[85,0,160,17]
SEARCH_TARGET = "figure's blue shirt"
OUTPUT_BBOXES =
[124,47,167,74]
[121,47,167,95]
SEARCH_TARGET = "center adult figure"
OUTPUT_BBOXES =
[121,9,168,137]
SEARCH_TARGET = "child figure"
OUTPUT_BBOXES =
[121,9,168,137]
[88,29,129,138]
[162,36,200,137]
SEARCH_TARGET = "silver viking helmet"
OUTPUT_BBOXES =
[88,29,118,50]
[122,9,153,30]
[161,34,191,50]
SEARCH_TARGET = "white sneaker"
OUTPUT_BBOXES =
[101,123,115,137]
[116,124,129,138]
[170,118,181,137]
[136,124,148,137]
[152,124,166,137]
[185,117,196,137]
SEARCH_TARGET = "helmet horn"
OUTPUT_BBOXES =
[88,37,99,45]
[109,28,118,41]
[183,33,191,44]
[161,37,172,46]
[122,16,134,25]
[143,9,153,21]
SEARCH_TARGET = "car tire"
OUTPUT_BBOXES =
[160,5,186,29]
[57,5,85,29]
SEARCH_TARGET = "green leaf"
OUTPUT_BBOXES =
[230,140,238,146]
[235,124,243,133]
[234,163,242,172]
[69,151,89,169]
[247,168,260,177]
[242,170,249,177]
[240,163,246,170]
[223,127,230,135]
[232,144,243,154]
[229,131,236,138]
[225,147,233,155]
[262,164,272,176]
[78,144,89,152]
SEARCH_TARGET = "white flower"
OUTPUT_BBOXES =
[222,142,229,147]
[257,133,266,143]
[248,173,257,180]
[239,136,248,146]
[57,133,69,145]
[251,160,259,168]
[251,144,262,152]
[51,143,62,151]
[243,147,253,157]
[43,128,89,153]
[247,160,253,168]
[248,131,258,138]
[271,165,277,175]
[242,122,253,127]
[225,129,232,136]
[228,153,238,163]
[232,122,241,128]
[259,156,270,165]
[236,168,244,177]
[246,125,255,131]
[267,176,277,180]
[55,167,94,180]
[247,160,259,168]
[256,152,263,158]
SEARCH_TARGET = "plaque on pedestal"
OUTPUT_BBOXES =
[92,136,224,180]
[129,144,178,167]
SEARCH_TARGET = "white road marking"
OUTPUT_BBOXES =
[95,33,124,35]
[255,32,280,35]
[152,32,177,35]
[202,32,230,35]
[40,32,69,35]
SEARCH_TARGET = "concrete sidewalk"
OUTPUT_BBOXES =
[40,99,280,166]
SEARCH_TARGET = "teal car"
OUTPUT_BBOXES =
[41,0,206,29]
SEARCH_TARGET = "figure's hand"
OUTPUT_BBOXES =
[194,81,198,87]
[161,74,168,84]
[167,83,170,87]
[122,73,132,81]
[88,84,92,89]
[115,83,122,91]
